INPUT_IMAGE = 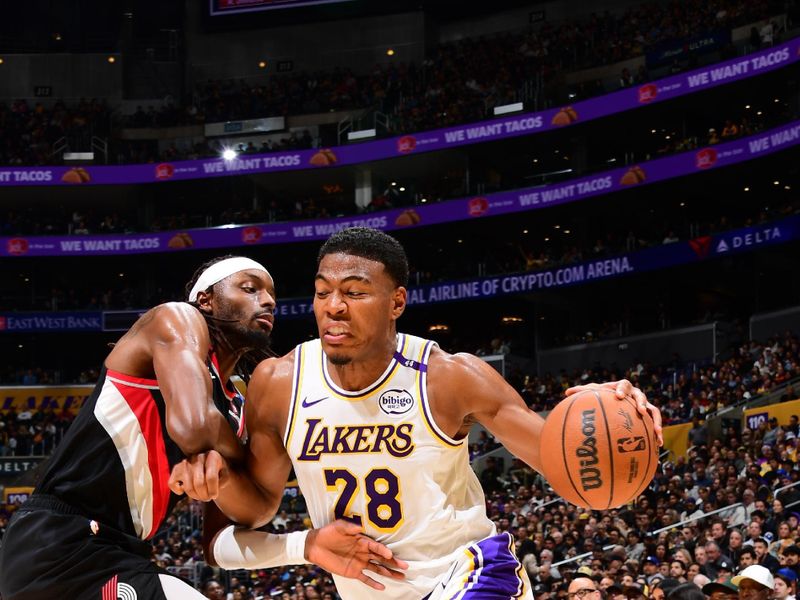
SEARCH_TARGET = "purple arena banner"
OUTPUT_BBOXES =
[0,40,797,189]
[2,119,799,258]
[2,214,796,330]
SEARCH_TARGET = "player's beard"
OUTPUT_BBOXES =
[328,353,352,366]
[214,299,272,353]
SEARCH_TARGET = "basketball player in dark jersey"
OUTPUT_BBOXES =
[0,256,405,600]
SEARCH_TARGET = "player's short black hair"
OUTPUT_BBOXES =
[317,227,409,287]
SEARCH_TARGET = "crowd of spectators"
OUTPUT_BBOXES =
[0,98,111,167]
[0,0,786,167]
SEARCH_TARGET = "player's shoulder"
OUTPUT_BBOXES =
[246,350,296,425]
[127,302,208,343]
[428,346,498,386]
[251,349,296,384]
[146,301,205,328]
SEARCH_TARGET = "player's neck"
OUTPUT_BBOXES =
[215,348,247,384]
[326,334,397,391]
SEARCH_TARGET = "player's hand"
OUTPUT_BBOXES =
[167,450,229,501]
[565,379,663,446]
[305,520,408,590]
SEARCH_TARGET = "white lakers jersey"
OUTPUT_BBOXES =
[284,333,495,599]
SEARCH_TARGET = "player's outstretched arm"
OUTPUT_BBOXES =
[427,351,546,474]
[565,379,663,445]
[212,519,408,591]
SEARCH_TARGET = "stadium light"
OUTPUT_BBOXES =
[107,56,116,64]
[258,60,267,69]
[222,148,238,161]
[386,49,395,56]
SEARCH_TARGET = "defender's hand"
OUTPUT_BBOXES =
[167,450,229,501]
[566,379,663,446]
[305,520,409,590]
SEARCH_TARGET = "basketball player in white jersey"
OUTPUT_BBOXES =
[173,228,663,599]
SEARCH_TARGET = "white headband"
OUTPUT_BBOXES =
[188,257,271,302]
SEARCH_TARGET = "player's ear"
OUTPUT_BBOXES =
[390,286,406,320]
[195,288,213,314]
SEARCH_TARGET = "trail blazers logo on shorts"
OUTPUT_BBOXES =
[101,574,138,600]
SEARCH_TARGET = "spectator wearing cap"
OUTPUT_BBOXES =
[774,569,797,600]
[682,498,703,521]
[643,556,661,585]
[534,582,552,600]
[717,559,735,581]
[782,545,800,578]
[752,537,780,571]
[702,579,739,600]
[732,565,773,600]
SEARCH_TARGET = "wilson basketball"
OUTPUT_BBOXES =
[539,388,659,509]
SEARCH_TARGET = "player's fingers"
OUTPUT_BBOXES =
[205,457,220,499]
[614,379,633,399]
[648,402,664,447]
[363,537,394,561]
[370,562,407,579]
[335,519,364,535]
[357,572,386,591]
[191,454,211,501]
[630,386,648,414]
[565,383,598,395]
[167,464,186,495]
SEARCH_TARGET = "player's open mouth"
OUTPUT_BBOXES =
[323,325,349,342]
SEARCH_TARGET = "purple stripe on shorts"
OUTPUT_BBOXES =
[458,532,525,599]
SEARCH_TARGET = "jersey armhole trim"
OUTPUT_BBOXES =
[419,341,463,448]
[283,343,305,448]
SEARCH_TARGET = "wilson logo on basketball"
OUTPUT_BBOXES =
[617,436,646,453]
[576,409,603,491]
[378,389,414,416]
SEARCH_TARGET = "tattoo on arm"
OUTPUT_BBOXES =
[128,306,160,338]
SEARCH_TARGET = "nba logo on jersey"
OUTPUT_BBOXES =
[378,389,414,416]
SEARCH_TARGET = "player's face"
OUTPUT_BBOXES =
[209,269,276,349]
[314,253,405,365]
